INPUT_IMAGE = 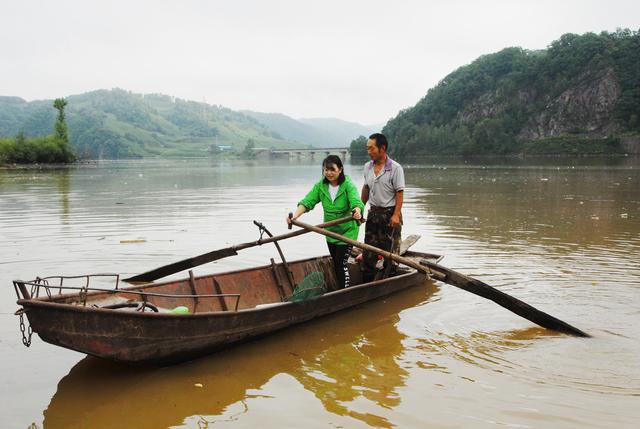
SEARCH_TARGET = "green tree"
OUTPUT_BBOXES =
[242,139,256,159]
[52,98,75,161]
[349,135,368,159]
[53,98,69,142]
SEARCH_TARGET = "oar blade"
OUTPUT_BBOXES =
[399,234,421,255]
[123,248,238,283]
[423,261,591,338]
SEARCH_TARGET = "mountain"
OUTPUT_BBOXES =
[241,111,320,147]
[297,117,379,147]
[378,29,640,157]
[242,111,376,148]
[0,89,298,159]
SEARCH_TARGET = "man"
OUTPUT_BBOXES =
[360,133,405,283]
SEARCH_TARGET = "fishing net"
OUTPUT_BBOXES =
[286,271,326,302]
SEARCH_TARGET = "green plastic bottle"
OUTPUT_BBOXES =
[169,306,189,314]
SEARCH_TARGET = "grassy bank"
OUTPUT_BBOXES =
[0,135,75,164]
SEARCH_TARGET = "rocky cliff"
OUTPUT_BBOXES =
[518,68,621,140]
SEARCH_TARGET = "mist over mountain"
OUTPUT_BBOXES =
[242,111,376,148]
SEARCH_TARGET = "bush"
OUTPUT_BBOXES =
[0,98,76,164]
[0,135,75,164]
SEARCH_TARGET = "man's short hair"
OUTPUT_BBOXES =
[369,133,388,151]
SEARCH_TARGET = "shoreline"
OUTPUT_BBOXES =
[3,153,638,170]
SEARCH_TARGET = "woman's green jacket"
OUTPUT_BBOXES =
[298,175,365,245]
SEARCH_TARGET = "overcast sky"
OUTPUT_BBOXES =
[1,0,639,124]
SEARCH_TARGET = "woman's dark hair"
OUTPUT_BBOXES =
[369,133,388,151]
[322,155,346,184]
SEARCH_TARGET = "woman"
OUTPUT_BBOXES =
[287,155,364,289]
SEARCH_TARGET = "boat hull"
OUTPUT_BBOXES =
[20,270,426,364]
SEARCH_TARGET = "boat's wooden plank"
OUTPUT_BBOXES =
[212,278,228,312]
[270,258,286,301]
[188,270,199,313]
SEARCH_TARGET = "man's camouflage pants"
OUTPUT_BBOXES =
[362,205,402,283]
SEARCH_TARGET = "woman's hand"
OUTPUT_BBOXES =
[352,207,362,220]
[286,214,293,226]
[288,205,306,225]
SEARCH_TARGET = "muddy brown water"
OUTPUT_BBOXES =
[1,158,638,428]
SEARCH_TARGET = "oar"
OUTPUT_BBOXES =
[291,218,590,337]
[124,216,356,283]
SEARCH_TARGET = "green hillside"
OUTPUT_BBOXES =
[0,89,297,159]
[377,29,640,157]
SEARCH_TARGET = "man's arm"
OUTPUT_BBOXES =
[361,184,370,205]
[390,164,405,228]
[390,191,403,228]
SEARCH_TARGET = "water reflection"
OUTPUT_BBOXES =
[54,169,71,222]
[293,309,409,428]
[42,283,436,429]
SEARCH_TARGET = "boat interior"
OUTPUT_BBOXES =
[15,251,440,315]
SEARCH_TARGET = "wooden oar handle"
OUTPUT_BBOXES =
[288,212,293,230]
[351,208,365,225]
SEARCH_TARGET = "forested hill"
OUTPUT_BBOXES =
[0,89,296,159]
[381,29,640,157]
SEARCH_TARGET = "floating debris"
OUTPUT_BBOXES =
[194,383,203,388]
[120,239,147,244]
[620,213,628,219]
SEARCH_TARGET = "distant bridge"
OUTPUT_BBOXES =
[255,147,351,160]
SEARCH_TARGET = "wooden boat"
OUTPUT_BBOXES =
[13,250,442,365]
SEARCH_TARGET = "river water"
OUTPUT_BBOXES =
[1,158,638,428]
